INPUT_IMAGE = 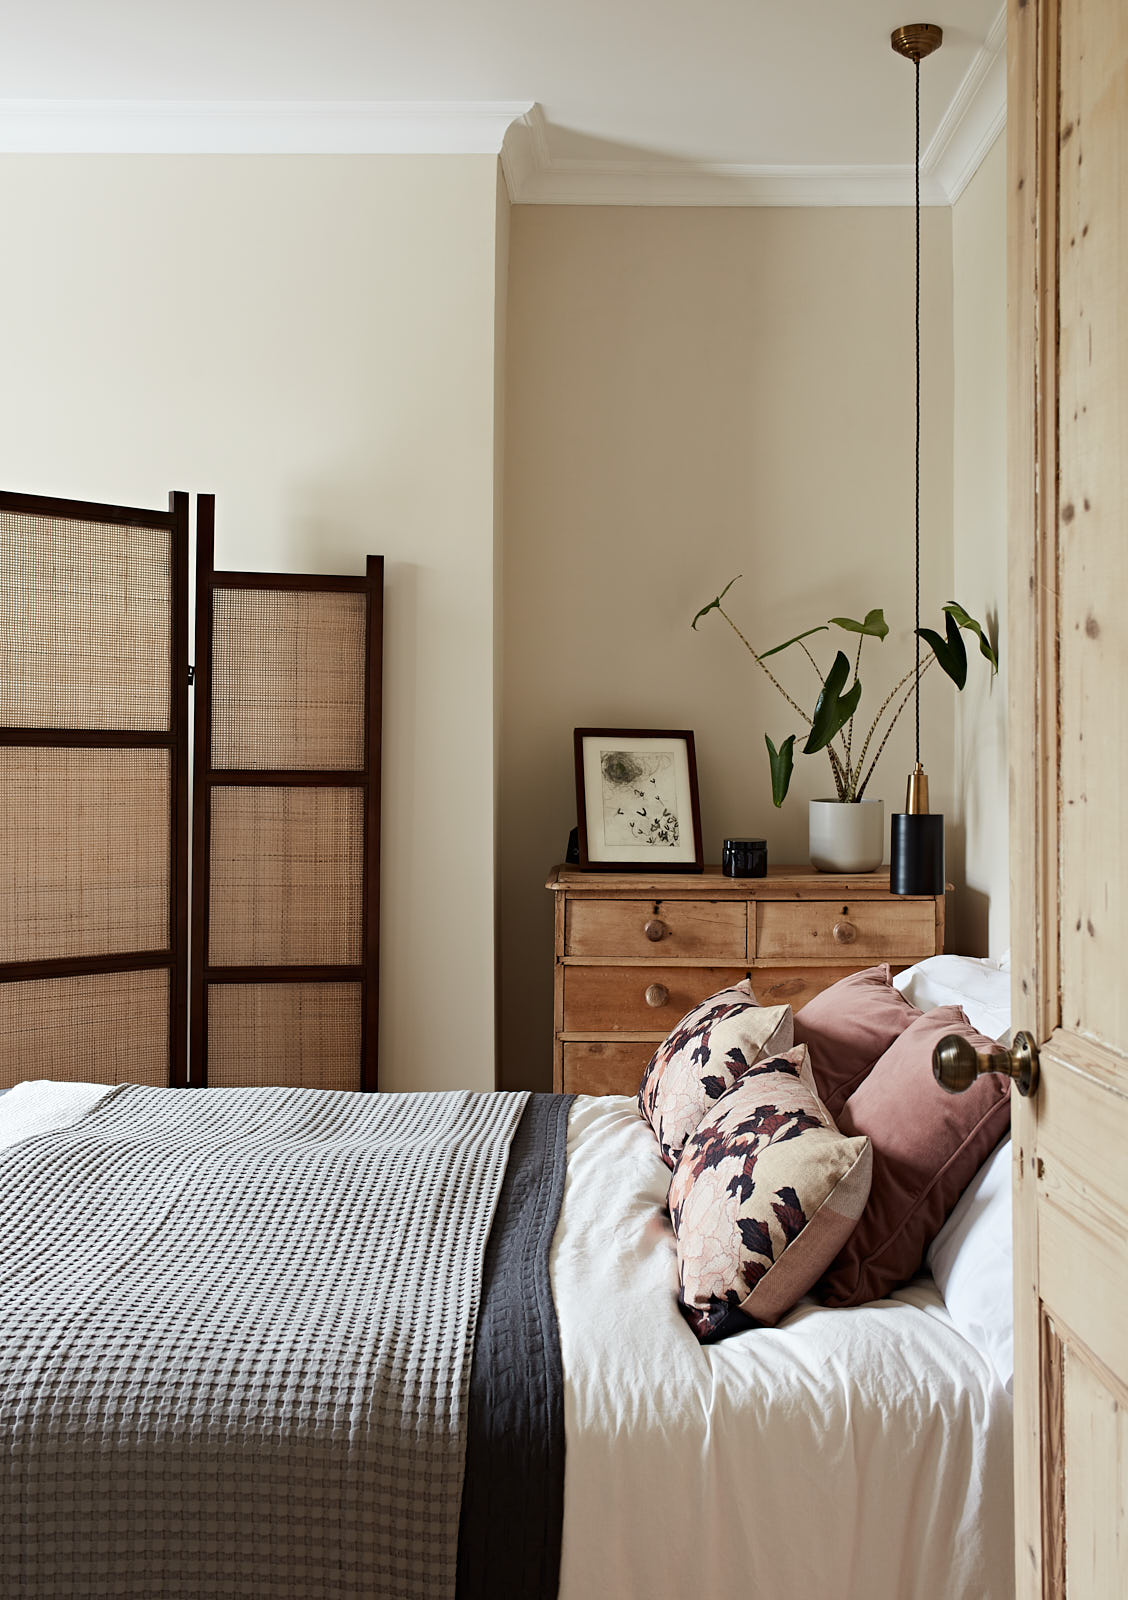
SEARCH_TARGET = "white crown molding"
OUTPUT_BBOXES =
[502,15,1008,209]
[925,5,1007,202]
[504,140,948,208]
[0,13,1007,206]
[0,99,534,155]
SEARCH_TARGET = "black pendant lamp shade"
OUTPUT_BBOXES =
[891,811,945,894]
[889,23,946,897]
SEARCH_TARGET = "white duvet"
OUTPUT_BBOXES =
[552,1094,1015,1600]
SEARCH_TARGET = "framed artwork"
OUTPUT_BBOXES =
[573,728,704,872]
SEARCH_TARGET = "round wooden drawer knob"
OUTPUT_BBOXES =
[643,918,669,942]
[833,919,858,944]
[644,983,670,1008]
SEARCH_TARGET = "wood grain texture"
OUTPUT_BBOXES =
[549,867,943,1096]
[1009,1,1128,1592]
[1008,1,1052,1589]
[566,898,747,960]
[1056,0,1128,1056]
[562,1041,654,1097]
[754,899,935,961]
[563,965,747,1034]
[547,865,911,899]
[1063,1346,1128,1598]
[1040,1312,1067,1600]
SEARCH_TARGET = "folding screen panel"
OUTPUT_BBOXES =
[0,490,189,1087]
[191,495,382,1090]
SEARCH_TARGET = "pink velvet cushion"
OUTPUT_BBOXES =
[669,1045,872,1340]
[792,963,921,1118]
[819,1005,1012,1307]
[638,980,793,1169]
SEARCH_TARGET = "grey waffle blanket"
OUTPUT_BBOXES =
[0,1082,529,1599]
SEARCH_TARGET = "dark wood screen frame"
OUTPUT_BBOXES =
[0,488,190,1085]
[189,494,383,1090]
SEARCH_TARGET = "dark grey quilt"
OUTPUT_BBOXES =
[0,1082,573,1600]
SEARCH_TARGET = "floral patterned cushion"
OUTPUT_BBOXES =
[668,1045,872,1340]
[637,980,793,1169]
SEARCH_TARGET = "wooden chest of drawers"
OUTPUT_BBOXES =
[547,865,946,1096]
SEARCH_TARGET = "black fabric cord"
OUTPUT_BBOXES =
[915,54,922,766]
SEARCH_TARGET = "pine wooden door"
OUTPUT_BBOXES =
[1009,0,1128,1592]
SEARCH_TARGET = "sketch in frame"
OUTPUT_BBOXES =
[573,729,704,872]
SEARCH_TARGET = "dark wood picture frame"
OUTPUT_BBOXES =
[573,728,704,873]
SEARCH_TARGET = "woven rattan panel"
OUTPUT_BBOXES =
[0,747,170,962]
[211,589,366,770]
[0,969,170,1088]
[207,786,363,966]
[206,983,362,1089]
[0,512,172,731]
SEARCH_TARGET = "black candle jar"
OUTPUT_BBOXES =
[722,838,767,878]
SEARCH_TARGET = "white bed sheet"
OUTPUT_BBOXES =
[552,1094,1015,1600]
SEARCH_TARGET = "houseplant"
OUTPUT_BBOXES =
[692,576,998,870]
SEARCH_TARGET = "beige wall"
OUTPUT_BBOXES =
[951,135,1009,957]
[501,204,956,1091]
[0,154,503,1091]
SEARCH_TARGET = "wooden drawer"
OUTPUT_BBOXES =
[563,965,747,1033]
[756,899,936,961]
[565,898,747,960]
[562,1041,654,1097]
[751,963,886,1011]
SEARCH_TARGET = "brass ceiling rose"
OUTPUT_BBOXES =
[890,24,943,61]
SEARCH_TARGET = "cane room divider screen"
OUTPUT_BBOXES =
[0,488,382,1091]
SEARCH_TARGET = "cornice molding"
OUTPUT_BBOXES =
[503,9,1007,208]
[503,113,950,207]
[0,10,1007,207]
[925,5,1007,202]
[0,99,534,155]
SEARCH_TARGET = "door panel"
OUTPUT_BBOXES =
[1009,0,1128,1593]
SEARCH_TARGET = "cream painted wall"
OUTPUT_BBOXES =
[0,154,503,1091]
[951,135,1009,957]
[501,204,956,1092]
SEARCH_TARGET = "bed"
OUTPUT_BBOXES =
[0,956,1016,1600]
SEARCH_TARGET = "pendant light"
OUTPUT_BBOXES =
[889,22,945,897]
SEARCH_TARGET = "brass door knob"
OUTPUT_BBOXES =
[832,919,857,944]
[933,1030,1040,1098]
[644,983,670,1009]
[644,918,669,942]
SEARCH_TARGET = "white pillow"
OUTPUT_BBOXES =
[892,953,1011,1043]
[926,1135,1013,1392]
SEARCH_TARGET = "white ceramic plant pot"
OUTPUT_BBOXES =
[808,799,885,873]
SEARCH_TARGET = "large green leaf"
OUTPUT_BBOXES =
[803,651,862,754]
[918,610,968,688]
[943,601,999,672]
[691,574,742,630]
[765,733,796,808]
[757,624,829,661]
[829,608,889,641]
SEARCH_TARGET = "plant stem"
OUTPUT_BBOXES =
[719,607,813,726]
[827,745,848,801]
[843,633,864,772]
[850,662,919,784]
[856,653,937,798]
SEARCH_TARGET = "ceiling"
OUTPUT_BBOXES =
[0,1,1006,205]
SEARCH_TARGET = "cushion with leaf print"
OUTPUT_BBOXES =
[668,1044,872,1340]
[637,980,793,1169]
